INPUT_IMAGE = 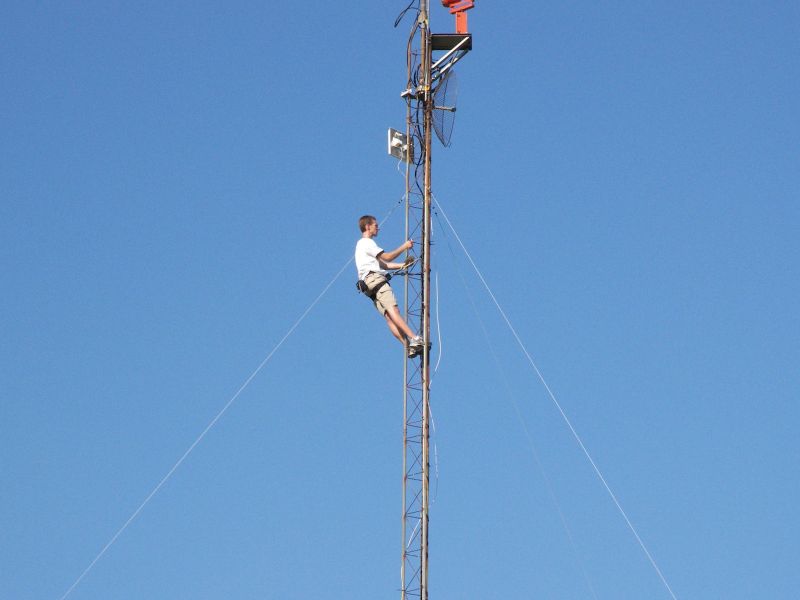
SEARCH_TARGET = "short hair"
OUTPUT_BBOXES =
[358,215,377,232]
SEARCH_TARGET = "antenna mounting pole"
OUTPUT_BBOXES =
[397,2,473,598]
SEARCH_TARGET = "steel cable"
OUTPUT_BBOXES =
[58,202,403,600]
[433,195,679,600]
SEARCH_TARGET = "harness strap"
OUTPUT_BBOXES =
[367,280,389,299]
[357,273,392,299]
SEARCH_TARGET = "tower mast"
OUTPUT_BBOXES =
[420,0,433,596]
[399,3,432,594]
[397,2,473,598]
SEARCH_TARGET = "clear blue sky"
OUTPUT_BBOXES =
[2,3,798,599]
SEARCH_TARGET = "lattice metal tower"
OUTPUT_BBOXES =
[395,2,474,598]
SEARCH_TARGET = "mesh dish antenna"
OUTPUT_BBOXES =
[432,69,458,147]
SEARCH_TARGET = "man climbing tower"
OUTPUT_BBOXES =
[355,214,425,358]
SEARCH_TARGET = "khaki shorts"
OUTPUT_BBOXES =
[363,272,398,316]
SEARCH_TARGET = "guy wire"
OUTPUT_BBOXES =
[432,195,679,600]
[58,201,403,600]
[434,208,600,600]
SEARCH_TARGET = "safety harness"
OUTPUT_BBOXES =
[356,273,391,299]
[356,258,416,299]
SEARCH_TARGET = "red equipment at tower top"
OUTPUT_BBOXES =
[441,0,474,34]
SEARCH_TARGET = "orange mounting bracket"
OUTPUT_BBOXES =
[441,0,474,34]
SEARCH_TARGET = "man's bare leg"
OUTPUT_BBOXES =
[383,311,405,343]
[385,306,416,342]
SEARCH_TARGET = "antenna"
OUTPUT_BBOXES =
[389,128,415,163]
[390,2,474,599]
[432,69,458,147]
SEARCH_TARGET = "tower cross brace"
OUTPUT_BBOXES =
[397,2,472,599]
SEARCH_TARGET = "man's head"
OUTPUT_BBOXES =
[359,215,378,234]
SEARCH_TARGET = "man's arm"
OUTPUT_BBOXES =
[378,258,405,270]
[378,254,415,271]
[379,239,413,262]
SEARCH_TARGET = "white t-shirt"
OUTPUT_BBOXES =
[355,237,384,279]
